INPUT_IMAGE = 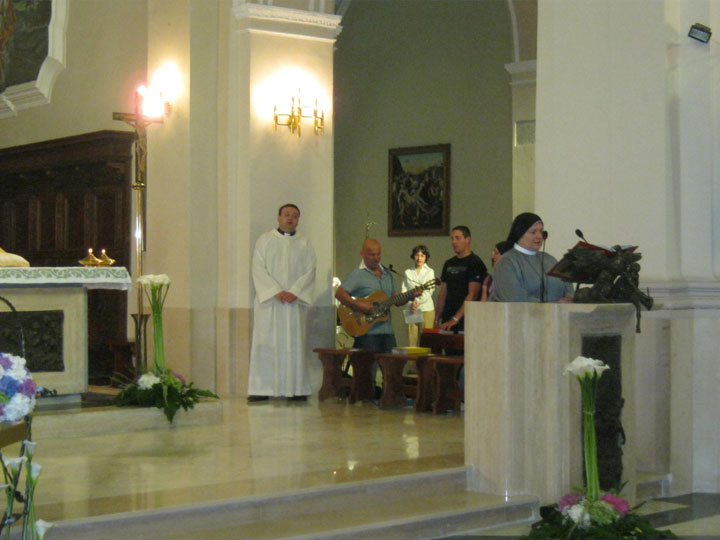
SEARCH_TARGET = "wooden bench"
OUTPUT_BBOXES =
[430,354,464,414]
[375,330,464,411]
[313,348,377,404]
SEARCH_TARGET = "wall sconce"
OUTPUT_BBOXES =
[273,94,324,137]
[689,23,712,43]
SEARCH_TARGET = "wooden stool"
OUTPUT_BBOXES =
[376,353,412,408]
[415,330,466,413]
[430,355,464,414]
[346,349,377,403]
[413,356,436,412]
[376,352,438,410]
[313,348,377,403]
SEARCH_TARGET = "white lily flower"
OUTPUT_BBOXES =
[29,462,42,480]
[35,519,53,540]
[23,440,37,458]
[138,274,172,287]
[564,356,609,380]
[4,456,27,473]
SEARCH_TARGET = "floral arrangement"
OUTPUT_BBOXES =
[522,356,676,540]
[0,354,36,425]
[114,275,218,422]
[0,352,52,540]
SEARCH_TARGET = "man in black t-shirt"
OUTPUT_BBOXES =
[435,225,487,332]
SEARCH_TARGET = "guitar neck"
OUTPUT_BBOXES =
[387,286,423,308]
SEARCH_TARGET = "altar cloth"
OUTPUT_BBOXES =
[0,267,131,290]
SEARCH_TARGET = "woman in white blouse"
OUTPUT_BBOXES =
[401,245,435,347]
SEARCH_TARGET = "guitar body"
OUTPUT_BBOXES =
[337,290,390,337]
[337,278,440,337]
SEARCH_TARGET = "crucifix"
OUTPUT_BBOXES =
[112,92,166,373]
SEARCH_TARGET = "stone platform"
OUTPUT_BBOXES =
[30,391,222,440]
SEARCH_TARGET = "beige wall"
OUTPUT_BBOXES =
[333,0,515,344]
[536,1,671,280]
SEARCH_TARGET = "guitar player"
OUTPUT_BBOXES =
[335,238,421,354]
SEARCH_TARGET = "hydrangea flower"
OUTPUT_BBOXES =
[601,492,630,516]
[559,492,583,512]
[0,353,36,424]
[565,503,591,528]
[138,373,161,390]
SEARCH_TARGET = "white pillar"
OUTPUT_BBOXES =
[215,2,341,396]
[534,0,720,494]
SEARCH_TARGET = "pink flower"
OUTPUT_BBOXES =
[601,493,630,516]
[559,492,584,512]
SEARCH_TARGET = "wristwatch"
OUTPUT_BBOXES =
[451,316,459,322]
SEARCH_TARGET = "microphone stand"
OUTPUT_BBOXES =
[388,263,422,287]
[540,232,548,303]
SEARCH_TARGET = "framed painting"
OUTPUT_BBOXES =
[388,144,450,236]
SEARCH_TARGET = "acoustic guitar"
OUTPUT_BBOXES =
[338,278,440,337]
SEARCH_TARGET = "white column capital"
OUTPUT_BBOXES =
[232,1,342,41]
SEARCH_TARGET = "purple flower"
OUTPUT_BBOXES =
[559,493,584,512]
[18,379,37,397]
[0,355,12,370]
[601,493,630,516]
[0,354,36,422]
[173,372,187,386]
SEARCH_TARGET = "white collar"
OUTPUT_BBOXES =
[513,243,537,256]
[359,260,386,273]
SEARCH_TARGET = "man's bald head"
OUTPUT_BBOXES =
[361,238,382,271]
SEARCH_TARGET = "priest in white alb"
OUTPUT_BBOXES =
[247,204,317,402]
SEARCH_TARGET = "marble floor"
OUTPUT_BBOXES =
[5,391,719,539]
[18,391,465,524]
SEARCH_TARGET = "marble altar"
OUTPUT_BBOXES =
[0,267,131,394]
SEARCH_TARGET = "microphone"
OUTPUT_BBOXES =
[542,230,548,240]
[575,229,588,243]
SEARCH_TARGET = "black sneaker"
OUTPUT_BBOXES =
[288,395,308,402]
[247,395,269,403]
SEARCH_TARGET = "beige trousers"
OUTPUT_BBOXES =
[407,310,436,347]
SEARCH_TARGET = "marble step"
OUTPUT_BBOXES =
[45,467,538,540]
[637,471,672,501]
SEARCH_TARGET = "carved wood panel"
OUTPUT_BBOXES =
[0,131,135,384]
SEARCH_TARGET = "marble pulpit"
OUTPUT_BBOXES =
[464,302,637,504]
